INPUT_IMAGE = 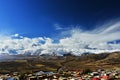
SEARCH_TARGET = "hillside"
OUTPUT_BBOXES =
[0,52,120,74]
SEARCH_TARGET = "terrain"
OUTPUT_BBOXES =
[0,52,120,74]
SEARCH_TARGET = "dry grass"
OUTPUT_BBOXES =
[0,52,120,73]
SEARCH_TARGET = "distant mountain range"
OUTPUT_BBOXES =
[0,48,120,56]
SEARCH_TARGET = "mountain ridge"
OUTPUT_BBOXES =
[0,51,120,73]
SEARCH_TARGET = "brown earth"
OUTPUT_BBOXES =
[0,52,120,74]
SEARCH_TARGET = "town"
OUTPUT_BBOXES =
[0,68,120,80]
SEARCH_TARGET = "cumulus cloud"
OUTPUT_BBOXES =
[0,21,120,56]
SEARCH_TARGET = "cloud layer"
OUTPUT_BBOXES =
[0,21,120,56]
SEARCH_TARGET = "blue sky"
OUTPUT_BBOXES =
[0,0,120,38]
[0,0,54,37]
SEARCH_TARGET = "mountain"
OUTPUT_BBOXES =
[0,52,120,74]
[0,47,120,56]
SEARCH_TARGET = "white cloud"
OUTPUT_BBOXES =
[14,34,19,37]
[54,24,63,30]
[0,21,120,56]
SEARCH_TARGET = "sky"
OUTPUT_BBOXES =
[0,0,120,55]
[0,0,120,37]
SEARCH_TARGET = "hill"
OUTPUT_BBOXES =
[0,52,120,74]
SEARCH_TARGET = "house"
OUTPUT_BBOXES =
[28,76,36,80]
